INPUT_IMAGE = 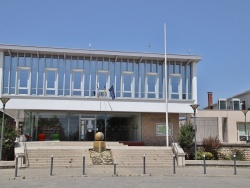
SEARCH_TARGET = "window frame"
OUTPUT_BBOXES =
[45,68,58,96]
[17,67,31,95]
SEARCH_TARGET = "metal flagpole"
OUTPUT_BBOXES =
[164,23,169,147]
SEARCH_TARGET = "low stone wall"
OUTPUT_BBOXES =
[218,144,250,161]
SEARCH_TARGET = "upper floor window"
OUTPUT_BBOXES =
[45,68,57,95]
[18,67,30,94]
[2,52,194,101]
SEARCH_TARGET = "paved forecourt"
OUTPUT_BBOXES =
[0,166,250,188]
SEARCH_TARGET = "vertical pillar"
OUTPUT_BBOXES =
[191,62,197,103]
[0,51,4,95]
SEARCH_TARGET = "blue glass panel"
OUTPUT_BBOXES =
[58,58,64,96]
[73,72,81,90]
[19,70,29,87]
[103,58,109,71]
[47,71,55,88]
[91,60,96,97]
[84,59,90,96]
[52,56,58,68]
[72,57,77,69]
[26,54,31,67]
[65,58,70,95]
[18,53,25,67]
[158,63,163,98]
[171,76,178,93]
[148,75,155,92]
[45,55,51,68]
[128,60,133,71]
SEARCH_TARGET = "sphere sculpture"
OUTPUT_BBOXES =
[95,132,104,141]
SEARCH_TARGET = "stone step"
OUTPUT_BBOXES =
[21,142,174,168]
[25,141,125,147]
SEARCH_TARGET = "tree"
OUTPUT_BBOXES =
[0,115,17,160]
[177,122,195,159]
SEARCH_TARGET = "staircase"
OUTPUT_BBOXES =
[112,147,173,167]
[18,141,173,168]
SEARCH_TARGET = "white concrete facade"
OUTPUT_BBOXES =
[0,44,201,144]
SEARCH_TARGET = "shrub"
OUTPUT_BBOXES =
[197,150,214,160]
[177,122,195,159]
[0,115,17,160]
[202,136,221,159]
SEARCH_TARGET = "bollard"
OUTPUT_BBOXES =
[50,155,53,176]
[15,155,18,177]
[143,154,146,174]
[173,154,176,174]
[114,162,116,175]
[83,155,85,175]
[234,154,237,175]
[203,155,206,174]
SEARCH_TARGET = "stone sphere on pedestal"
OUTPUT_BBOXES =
[95,132,104,141]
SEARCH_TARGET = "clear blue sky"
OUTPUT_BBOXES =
[0,0,249,108]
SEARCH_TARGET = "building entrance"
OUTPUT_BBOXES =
[79,118,96,141]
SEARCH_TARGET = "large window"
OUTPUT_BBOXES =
[97,71,109,97]
[72,70,84,96]
[238,123,250,141]
[170,74,181,99]
[2,52,194,101]
[45,69,57,95]
[122,72,133,98]
[18,68,30,94]
[146,73,158,98]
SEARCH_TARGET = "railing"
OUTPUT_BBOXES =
[23,139,29,167]
[170,135,186,166]
[170,135,178,156]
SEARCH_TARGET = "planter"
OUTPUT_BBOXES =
[38,134,45,141]
[53,134,59,141]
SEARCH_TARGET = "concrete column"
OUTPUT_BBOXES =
[217,117,223,142]
[191,62,198,103]
[0,51,4,96]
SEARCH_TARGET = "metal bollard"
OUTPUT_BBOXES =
[143,154,146,174]
[203,155,206,174]
[114,162,116,175]
[15,155,18,177]
[83,155,85,175]
[50,155,53,176]
[234,154,237,175]
[173,154,176,174]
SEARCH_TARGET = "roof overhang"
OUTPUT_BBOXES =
[0,44,202,63]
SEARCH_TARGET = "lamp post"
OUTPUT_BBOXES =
[190,104,199,160]
[242,110,248,141]
[0,98,10,161]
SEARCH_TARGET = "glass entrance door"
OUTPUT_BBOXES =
[79,118,96,141]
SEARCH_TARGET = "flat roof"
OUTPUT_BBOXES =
[0,44,202,62]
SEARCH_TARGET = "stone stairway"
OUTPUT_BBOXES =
[20,141,173,168]
[112,147,173,167]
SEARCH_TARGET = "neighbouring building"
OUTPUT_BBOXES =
[191,91,250,144]
[0,44,201,146]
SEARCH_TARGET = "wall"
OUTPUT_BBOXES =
[141,113,179,146]
[219,144,250,161]
[196,110,250,143]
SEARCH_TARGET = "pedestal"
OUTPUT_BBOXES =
[93,141,106,153]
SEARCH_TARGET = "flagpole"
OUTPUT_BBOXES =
[164,23,169,147]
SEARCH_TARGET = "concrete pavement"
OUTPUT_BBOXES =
[0,165,250,188]
[1,164,250,179]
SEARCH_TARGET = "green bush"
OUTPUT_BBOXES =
[177,122,195,159]
[202,136,221,159]
[0,115,17,160]
[197,151,214,160]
